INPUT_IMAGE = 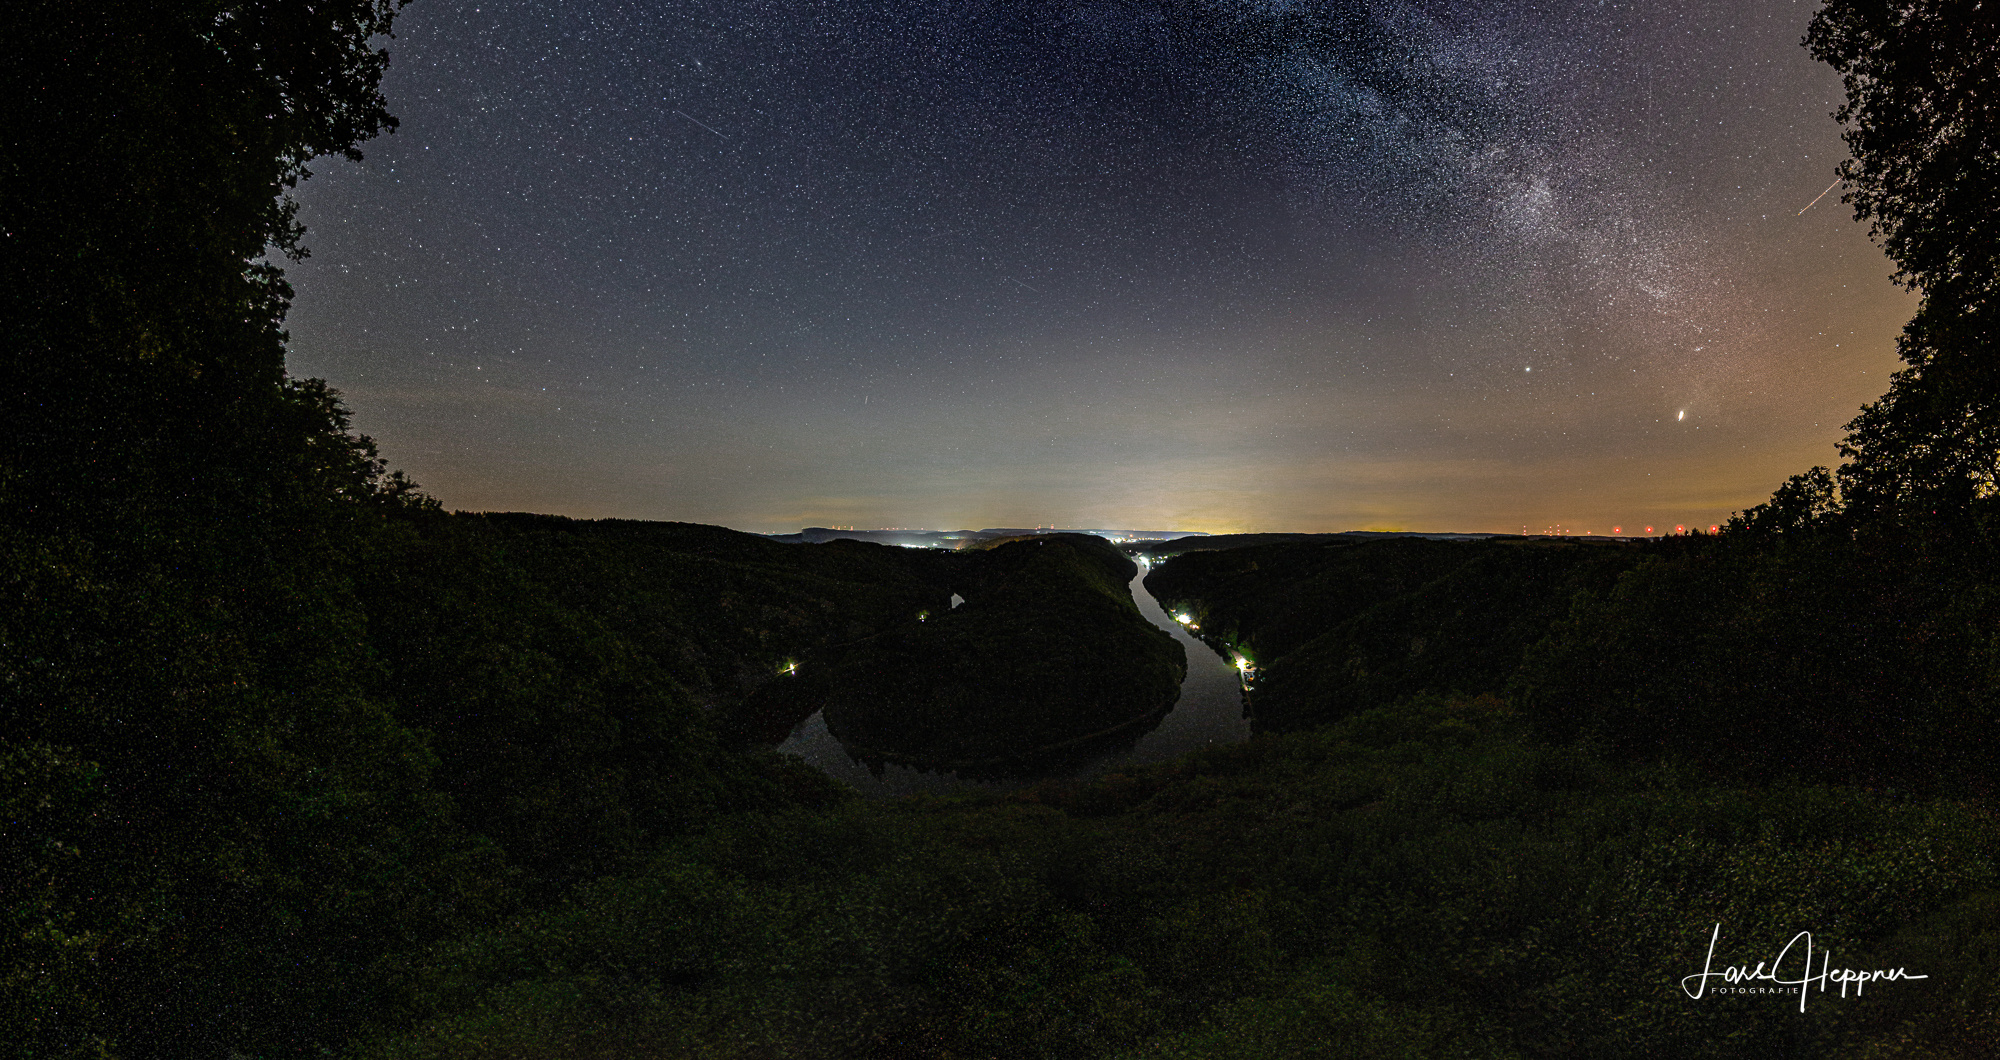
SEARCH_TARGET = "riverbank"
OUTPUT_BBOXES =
[777,557,1251,795]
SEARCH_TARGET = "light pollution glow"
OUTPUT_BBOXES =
[285,0,1913,535]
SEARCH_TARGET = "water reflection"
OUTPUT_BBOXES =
[775,557,1250,796]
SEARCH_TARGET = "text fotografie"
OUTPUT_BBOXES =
[1682,924,1927,1012]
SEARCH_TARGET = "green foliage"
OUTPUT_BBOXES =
[2,12,455,1048]
[817,535,1186,769]
[1807,0,1997,301]
[346,697,2000,1058]
[1515,530,2000,789]
[0,499,972,1056]
[348,810,1163,1060]
[1149,528,2000,791]
[2,0,410,524]
[1837,890,2000,1056]
[1120,971,1516,1060]
[1127,527,2000,1053]
[0,2,966,1034]
[0,508,509,1057]
[9,2,2000,1057]
[0,741,108,1059]
[1629,0,2000,800]
[1730,466,1841,537]
[461,517,954,746]
[1790,0,2000,520]
[348,514,947,890]
[1146,538,1641,732]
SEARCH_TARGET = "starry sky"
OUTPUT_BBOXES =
[284,0,1914,535]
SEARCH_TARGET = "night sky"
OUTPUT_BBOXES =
[284,0,1913,535]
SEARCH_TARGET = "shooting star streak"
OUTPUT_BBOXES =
[674,110,728,139]
[1009,278,1040,293]
[1796,177,1841,216]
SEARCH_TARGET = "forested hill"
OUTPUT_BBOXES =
[812,533,1187,773]
[0,5,975,1045]
[1144,536,1644,733]
[1145,529,2000,791]
[5,491,979,1053]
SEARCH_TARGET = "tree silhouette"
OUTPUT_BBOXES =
[1807,0,2000,520]
[1,0,409,525]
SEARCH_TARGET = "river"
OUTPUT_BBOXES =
[774,556,1250,796]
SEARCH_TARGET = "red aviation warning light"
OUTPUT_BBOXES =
[1709,525,1720,533]
[1612,526,1622,534]
[1675,525,1686,534]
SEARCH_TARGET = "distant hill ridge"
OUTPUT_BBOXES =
[761,526,1639,557]
[762,526,1212,547]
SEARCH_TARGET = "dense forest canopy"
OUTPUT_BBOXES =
[2,0,417,525]
[1774,0,2000,522]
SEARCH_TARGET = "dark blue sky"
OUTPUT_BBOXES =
[285,0,1910,533]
